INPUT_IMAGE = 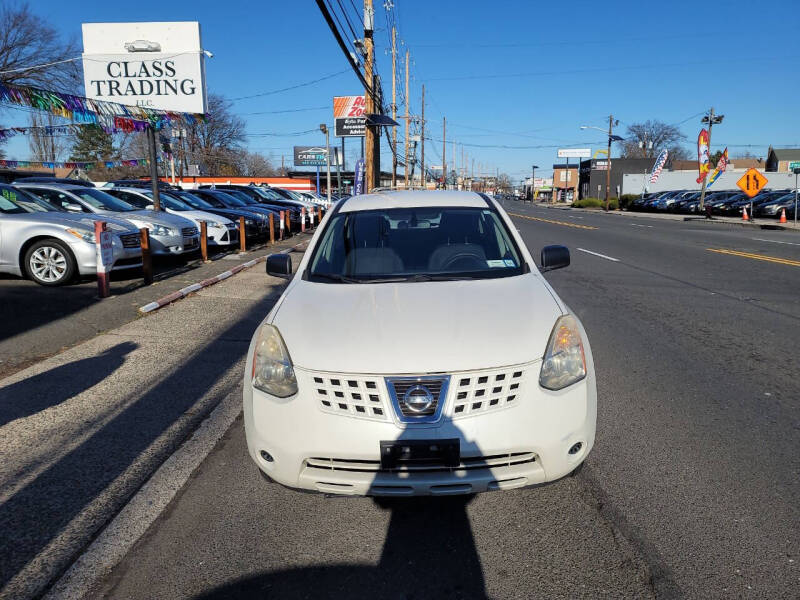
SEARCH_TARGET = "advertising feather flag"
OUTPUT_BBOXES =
[696,129,710,183]
[649,149,669,184]
[706,147,729,188]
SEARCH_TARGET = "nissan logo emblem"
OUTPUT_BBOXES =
[402,384,434,413]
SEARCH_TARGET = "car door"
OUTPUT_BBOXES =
[33,189,90,212]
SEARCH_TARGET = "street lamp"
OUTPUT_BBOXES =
[319,123,332,204]
[531,165,539,203]
[580,124,622,211]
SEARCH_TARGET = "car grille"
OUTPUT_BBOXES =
[385,376,448,422]
[119,233,141,248]
[451,367,525,418]
[311,374,390,421]
[304,451,537,474]
[182,226,199,237]
[305,363,532,423]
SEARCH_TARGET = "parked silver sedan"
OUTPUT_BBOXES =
[0,185,142,286]
[17,183,200,256]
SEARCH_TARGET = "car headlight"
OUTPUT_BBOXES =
[66,228,96,244]
[251,324,297,398]
[539,315,587,391]
[245,219,255,225]
[151,224,174,236]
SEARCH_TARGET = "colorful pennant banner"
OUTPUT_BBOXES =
[0,82,207,132]
[0,158,153,170]
[706,147,729,189]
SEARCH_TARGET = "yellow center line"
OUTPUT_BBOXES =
[508,212,598,230]
[707,248,800,267]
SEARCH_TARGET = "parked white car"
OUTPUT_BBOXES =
[244,190,596,496]
[105,188,238,247]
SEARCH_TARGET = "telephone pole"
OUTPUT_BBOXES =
[698,107,724,213]
[605,114,618,212]
[363,0,379,191]
[442,117,446,189]
[404,49,409,189]
[420,83,425,189]
[391,26,397,187]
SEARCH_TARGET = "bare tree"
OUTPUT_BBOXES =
[617,120,689,160]
[185,94,246,175]
[231,149,277,177]
[28,112,68,162]
[0,2,80,92]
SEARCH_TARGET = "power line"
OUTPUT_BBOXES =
[228,69,351,101]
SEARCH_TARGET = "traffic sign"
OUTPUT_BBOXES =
[736,168,768,198]
[789,161,800,170]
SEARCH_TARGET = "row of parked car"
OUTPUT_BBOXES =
[0,178,339,286]
[630,188,799,218]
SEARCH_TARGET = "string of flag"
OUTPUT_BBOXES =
[0,81,208,132]
[0,157,154,170]
[0,123,92,141]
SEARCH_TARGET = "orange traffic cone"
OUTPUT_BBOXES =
[779,207,787,223]
[742,206,749,221]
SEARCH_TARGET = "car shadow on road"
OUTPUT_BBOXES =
[193,496,486,600]
[0,341,137,428]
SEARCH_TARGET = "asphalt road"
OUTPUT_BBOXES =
[81,204,798,599]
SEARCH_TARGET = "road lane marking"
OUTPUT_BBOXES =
[707,248,800,267]
[631,223,653,228]
[577,248,620,262]
[751,237,800,247]
[508,212,598,230]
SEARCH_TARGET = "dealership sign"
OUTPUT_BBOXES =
[82,21,208,114]
[293,146,342,167]
[333,95,366,137]
[557,148,591,158]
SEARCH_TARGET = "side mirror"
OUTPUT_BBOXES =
[64,203,83,213]
[540,245,570,272]
[266,253,292,279]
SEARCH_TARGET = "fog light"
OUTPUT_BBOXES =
[260,450,274,462]
[568,442,583,455]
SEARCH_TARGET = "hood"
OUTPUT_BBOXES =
[125,210,196,228]
[7,211,137,234]
[177,209,231,225]
[273,273,562,374]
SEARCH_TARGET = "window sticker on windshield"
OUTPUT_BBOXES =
[504,259,516,267]
[0,196,17,210]
[486,259,506,268]
[1,188,18,202]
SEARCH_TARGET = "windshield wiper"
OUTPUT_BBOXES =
[311,273,363,284]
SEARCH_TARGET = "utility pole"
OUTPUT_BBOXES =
[698,107,724,214]
[442,117,446,189]
[420,83,425,190]
[391,26,397,188]
[363,0,379,191]
[605,114,618,212]
[404,49,409,189]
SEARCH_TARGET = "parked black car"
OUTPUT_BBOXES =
[169,190,266,238]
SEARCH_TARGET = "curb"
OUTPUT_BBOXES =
[137,242,304,315]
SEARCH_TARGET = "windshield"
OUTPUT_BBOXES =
[10,187,61,212]
[174,191,215,209]
[76,188,136,212]
[225,190,257,205]
[143,191,192,211]
[0,186,30,213]
[308,206,524,282]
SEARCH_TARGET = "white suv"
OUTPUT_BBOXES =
[244,191,596,496]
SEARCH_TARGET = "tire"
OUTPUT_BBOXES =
[24,239,77,286]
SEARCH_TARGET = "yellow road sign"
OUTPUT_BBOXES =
[736,168,768,198]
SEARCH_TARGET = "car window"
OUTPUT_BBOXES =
[110,190,148,209]
[215,192,247,207]
[75,188,136,211]
[29,188,91,212]
[177,192,216,209]
[147,192,191,211]
[0,186,29,213]
[308,206,524,282]
[192,191,226,208]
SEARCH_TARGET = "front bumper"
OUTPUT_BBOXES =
[149,233,201,255]
[244,361,596,496]
[73,238,142,275]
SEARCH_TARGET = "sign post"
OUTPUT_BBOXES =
[736,168,768,221]
[94,221,112,298]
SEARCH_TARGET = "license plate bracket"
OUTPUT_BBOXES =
[379,438,460,469]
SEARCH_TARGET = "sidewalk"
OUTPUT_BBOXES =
[531,202,800,231]
[0,234,309,379]
[0,244,304,600]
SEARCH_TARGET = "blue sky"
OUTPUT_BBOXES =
[5,0,800,182]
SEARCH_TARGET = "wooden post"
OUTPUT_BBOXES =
[269,213,275,245]
[286,210,291,235]
[279,211,285,240]
[239,217,246,253]
[94,220,110,298]
[301,207,306,232]
[317,206,322,223]
[309,207,315,228]
[140,227,153,285]
[200,221,209,262]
